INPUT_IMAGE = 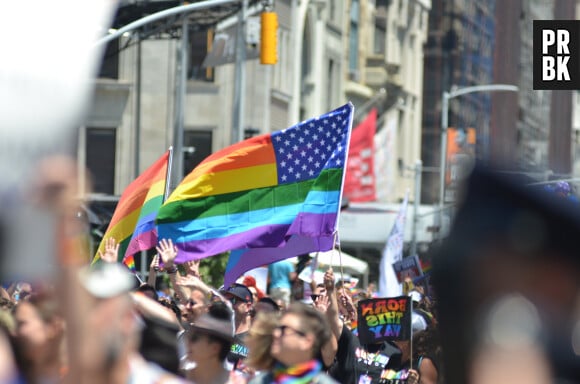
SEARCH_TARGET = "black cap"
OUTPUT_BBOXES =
[220,283,253,304]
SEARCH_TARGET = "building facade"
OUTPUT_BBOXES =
[421,0,578,205]
[83,0,431,282]
[514,0,552,170]
[421,0,496,204]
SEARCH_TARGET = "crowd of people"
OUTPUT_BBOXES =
[4,155,579,384]
[0,237,442,384]
[0,155,444,384]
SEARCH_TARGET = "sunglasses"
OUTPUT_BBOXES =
[310,294,322,302]
[275,324,307,337]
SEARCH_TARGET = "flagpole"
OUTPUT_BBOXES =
[335,234,345,284]
[333,102,355,282]
[164,146,174,202]
[144,147,172,278]
[139,145,173,277]
[409,298,413,371]
[335,102,355,233]
[330,101,354,284]
[318,103,354,282]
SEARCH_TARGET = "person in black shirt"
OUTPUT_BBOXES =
[220,283,254,370]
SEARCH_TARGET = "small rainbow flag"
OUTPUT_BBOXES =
[157,103,354,267]
[92,150,170,268]
[123,254,136,271]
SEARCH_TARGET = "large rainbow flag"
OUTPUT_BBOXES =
[157,103,354,267]
[92,150,170,268]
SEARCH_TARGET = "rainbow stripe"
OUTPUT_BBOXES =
[157,104,353,264]
[93,151,169,268]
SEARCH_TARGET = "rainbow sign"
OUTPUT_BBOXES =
[357,296,411,344]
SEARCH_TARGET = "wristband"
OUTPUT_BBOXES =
[166,266,178,274]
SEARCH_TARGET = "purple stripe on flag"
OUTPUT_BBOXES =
[173,212,339,263]
[174,224,292,262]
[287,212,338,236]
[223,234,335,288]
[126,229,158,256]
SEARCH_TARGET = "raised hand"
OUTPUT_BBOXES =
[98,237,119,264]
[407,369,420,384]
[313,293,330,313]
[156,238,178,269]
[184,259,201,278]
[339,291,357,321]
[324,267,335,292]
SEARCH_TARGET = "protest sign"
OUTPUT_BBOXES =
[392,255,423,283]
[357,296,412,344]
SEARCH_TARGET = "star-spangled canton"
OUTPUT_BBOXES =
[272,104,351,184]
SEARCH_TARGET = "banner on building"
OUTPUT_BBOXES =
[374,109,398,203]
[344,108,377,202]
[357,296,412,344]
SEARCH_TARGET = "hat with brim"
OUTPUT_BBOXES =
[220,283,253,304]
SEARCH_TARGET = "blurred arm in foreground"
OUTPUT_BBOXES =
[431,165,580,384]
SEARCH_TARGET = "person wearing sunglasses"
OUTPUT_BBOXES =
[309,282,326,304]
[250,302,338,384]
[185,301,235,384]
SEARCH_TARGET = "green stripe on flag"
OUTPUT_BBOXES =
[138,195,164,218]
[157,168,343,224]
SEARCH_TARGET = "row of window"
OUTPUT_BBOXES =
[99,30,216,82]
[86,128,212,195]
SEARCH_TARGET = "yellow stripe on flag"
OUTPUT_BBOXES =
[167,163,277,203]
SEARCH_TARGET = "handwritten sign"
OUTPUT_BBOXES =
[392,255,423,283]
[357,296,411,344]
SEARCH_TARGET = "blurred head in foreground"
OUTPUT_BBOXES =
[431,166,580,384]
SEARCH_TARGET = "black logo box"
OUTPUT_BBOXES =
[533,20,580,90]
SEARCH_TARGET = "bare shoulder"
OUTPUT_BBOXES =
[418,356,439,384]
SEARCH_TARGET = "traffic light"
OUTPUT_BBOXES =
[260,11,278,65]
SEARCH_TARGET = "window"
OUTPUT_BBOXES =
[329,2,341,26]
[374,16,386,54]
[183,130,213,176]
[327,59,338,111]
[349,0,360,76]
[98,39,119,79]
[86,128,116,194]
[329,2,337,23]
[189,29,214,82]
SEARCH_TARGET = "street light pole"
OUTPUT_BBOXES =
[96,0,244,47]
[438,92,449,221]
[231,0,248,144]
[438,84,519,235]
[410,159,422,256]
